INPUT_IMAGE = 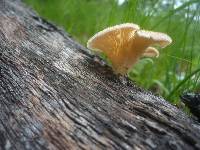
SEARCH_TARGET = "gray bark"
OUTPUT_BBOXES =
[0,0,200,150]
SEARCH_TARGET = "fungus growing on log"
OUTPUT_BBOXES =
[87,23,172,74]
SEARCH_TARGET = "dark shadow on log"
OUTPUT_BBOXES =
[0,0,200,150]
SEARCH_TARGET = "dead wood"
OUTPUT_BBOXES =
[0,0,200,150]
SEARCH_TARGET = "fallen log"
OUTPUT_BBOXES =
[0,0,200,149]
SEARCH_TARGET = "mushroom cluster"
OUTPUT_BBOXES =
[87,23,172,75]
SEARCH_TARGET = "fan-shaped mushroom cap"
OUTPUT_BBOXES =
[87,23,140,52]
[87,23,172,74]
[143,47,159,58]
[135,30,172,48]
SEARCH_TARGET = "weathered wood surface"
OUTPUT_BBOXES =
[0,0,200,150]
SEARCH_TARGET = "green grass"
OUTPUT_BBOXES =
[24,0,200,105]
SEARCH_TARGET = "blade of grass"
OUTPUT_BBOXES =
[151,0,199,29]
[167,68,200,100]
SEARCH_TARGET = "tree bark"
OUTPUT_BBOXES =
[0,0,200,150]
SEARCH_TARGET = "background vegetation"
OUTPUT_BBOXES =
[24,0,200,105]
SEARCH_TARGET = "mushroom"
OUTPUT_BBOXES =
[87,23,172,74]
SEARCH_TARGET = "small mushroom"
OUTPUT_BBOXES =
[87,23,172,74]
